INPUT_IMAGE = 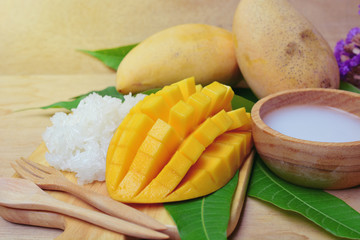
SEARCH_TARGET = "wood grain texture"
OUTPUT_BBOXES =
[0,0,360,238]
[0,0,238,75]
[0,0,359,75]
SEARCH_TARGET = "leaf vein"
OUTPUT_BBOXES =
[256,160,360,235]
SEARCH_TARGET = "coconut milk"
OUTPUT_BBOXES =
[263,104,360,142]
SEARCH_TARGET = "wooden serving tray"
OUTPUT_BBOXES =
[1,142,254,239]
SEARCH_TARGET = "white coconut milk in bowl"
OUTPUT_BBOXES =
[251,88,360,189]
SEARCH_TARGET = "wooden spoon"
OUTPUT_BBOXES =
[0,177,168,240]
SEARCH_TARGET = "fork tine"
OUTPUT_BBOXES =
[21,157,64,177]
[11,162,40,181]
[15,158,48,179]
[20,157,52,173]
[20,157,62,176]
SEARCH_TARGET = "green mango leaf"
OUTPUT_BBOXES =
[231,94,255,112]
[22,86,124,111]
[142,88,161,95]
[23,86,157,112]
[340,81,360,93]
[233,87,258,103]
[40,86,124,110]
[248,155,360,239]
[79,43,138,70]
[69,86,125,101]
[165,171,239,240]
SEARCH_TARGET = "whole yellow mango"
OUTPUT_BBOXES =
[116,24,241,94]
[232,0,339,98]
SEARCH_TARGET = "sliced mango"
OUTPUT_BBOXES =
[140,110,233,199]
[195,84,203,92]
[186,91,211,126]
[166,131,253,202]
[106,113,154,191]
[148,119,181,151]
[168,100,195,139]
[155,84,183,107]
[140,94,169,121]
[228,107,251,131]
[201,81,228,115]
[106,77,253,203]
[116,119,180,198]
[173,76,196,100]
[137,151,192,199]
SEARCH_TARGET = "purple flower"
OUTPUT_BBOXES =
[334,40,345,62]
[345,27,360,44]
[350,54,360,67]
[334,25,360,87]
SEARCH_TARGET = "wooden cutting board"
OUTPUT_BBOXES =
[2,142,254,240]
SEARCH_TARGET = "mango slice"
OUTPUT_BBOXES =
[168,100,195,139]
[175,76,196,100]
[106,113,154,191]
[106,77,253,203]
[186,91,211,126]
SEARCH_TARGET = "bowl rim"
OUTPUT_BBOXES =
[251,88,360,146]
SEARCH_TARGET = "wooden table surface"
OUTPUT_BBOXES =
[0,1,359,239]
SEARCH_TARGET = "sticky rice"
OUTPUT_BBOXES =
[42,92,146,184]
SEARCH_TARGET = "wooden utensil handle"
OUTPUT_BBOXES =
[38,197,168,239]
[57,180,165,230]
[0,205,65,230]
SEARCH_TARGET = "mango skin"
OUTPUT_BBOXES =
[116,24,241,94]
[232,0,339,99]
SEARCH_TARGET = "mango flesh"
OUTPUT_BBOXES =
[232,0,339,99]
[106,77,253,203]
[116,24,241,94]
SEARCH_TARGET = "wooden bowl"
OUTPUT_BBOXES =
[251,88,360,189]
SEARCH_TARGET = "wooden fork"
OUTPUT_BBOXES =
[11,157,166,231]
